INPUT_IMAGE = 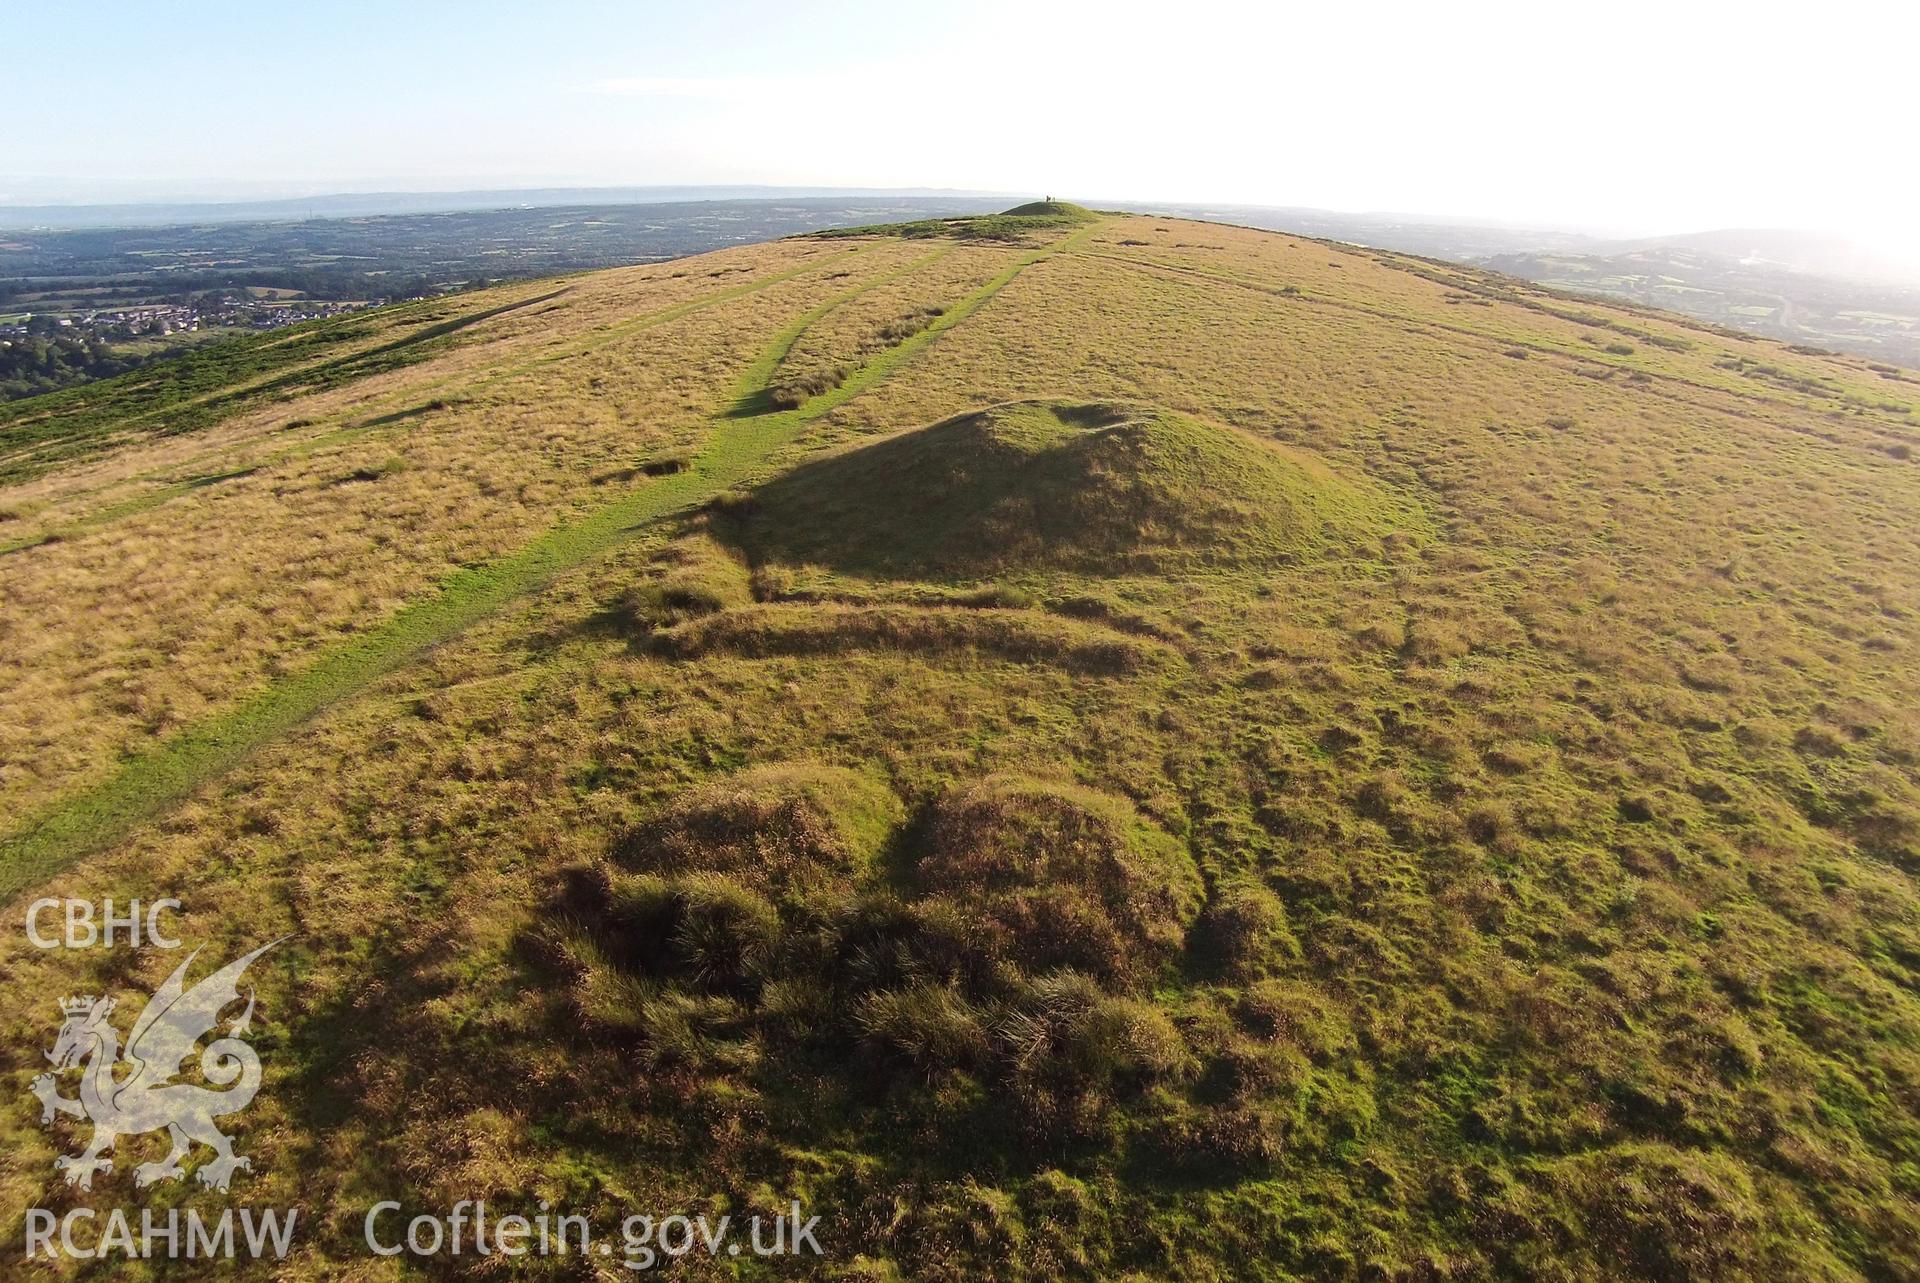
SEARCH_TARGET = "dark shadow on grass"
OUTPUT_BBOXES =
[724,386,782,419]
[729,401,1157,579]
[183,466,258,489]
[0,533,57,558]
[356,400,453,429]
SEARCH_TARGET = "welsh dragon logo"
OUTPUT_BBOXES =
[30,940,281,1193]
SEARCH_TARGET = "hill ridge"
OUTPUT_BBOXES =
[1,209,1918,1281]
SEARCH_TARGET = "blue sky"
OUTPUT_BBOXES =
[8,1,1916,257]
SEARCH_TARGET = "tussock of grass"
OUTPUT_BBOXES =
[763,364,846,410]
[872,304,945,346]
[604,525,752,629]
[614,761,903,894]
[916,774,1203,984]
[639,448,694,476]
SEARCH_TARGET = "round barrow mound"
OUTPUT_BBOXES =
[740,399,1407,577]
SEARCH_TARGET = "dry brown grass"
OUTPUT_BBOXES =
[0,239,945,814]
[3,212,1920,1279]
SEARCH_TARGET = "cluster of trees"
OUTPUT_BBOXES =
[0,331,188,400]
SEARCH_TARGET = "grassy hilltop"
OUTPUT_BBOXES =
[2,202,1919,1279]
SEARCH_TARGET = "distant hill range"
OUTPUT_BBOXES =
[0,185,1017,229]
[1473,239,1920,370]
[1122,202,1920,368]
[1612,228,1920,288]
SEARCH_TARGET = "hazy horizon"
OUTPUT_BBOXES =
[0,175,1765,231]
[0,180,1706,242]
[11,0,1917,267]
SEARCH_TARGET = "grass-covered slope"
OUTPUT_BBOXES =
[740,399,1411,576]
[2,210,1919,1281]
